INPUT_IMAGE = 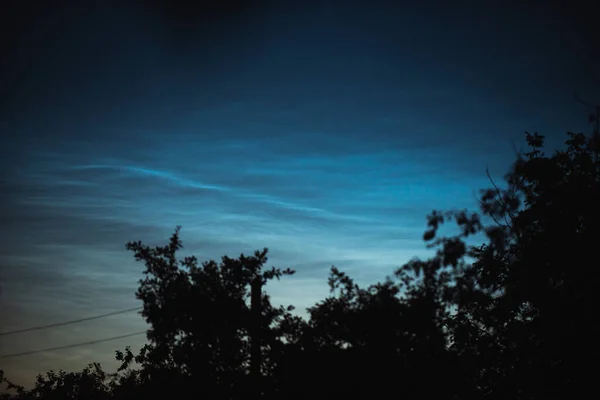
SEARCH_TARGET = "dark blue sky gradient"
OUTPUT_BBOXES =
[1,0,599,385]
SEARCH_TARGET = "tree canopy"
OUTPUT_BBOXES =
[2,111,598,400]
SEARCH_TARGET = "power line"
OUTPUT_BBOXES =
[0,331,147,359]
[0,307,143,337]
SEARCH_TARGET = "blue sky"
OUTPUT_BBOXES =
[1,1,598,386]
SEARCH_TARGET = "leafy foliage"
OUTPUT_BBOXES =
[0,363,111,400]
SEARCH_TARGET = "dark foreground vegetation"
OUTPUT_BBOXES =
[2,111,599,399]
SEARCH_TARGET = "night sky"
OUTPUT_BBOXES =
[1,0,599,386]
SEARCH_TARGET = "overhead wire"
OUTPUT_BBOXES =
[0,306,143,337]
[0,331,147,359]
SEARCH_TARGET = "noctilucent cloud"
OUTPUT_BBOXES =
[1,1,598,386]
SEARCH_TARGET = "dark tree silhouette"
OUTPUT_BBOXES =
[277,266,455,399]
[114,226,296,399]
[406,113,600,399]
